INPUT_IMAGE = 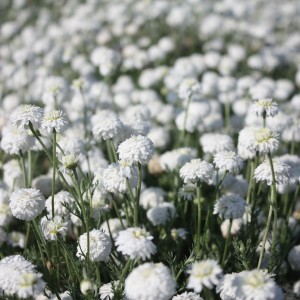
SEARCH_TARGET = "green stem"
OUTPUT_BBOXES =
[221,219,232,268]
[268,152,278,269]
[225,102,231,134]
[51,130,57,220]
[19,150,28,188]
[110,139,118,162]
[28,150,32,186]
[134,163,142,226]
[196,183,202,248]
[181,96,191,143]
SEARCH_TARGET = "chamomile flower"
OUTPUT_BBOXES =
[60,154,80,173]
[45,191,75,216]
[115,227,156,261]
[180,159,215,184]
[251,98,278,117]
[288,245,300,271]
[187,259,223,293]
[146,202,176,226]
[214,151,244,174]
[125,262,176,300]
[179,184,196,201]
[41,216,69,241]
[172,292,203,300]
[17,272,45,299]
[214,194,247,219]
[10,104,44,130]
[41,110,68,133]
[117,135,154,165]
[99,281,120,300]
[178,78,201,100]
[253,127,279,154]
[200,133,234,154]
[254,159,291,186]
[77,229,111,262]
[1,125,35,155]
[92,110,123,140]
[9,188,45,221]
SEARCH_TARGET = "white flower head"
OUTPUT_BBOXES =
[288,245,300,271]
[41,110,68,134]
[60,154,80,173]
[115,227,156,261]
[77,229,111,262]
[178,78,201,100]
[214,151,244,174]
[172,292,203,300]
[214,194,247,219]
[10,104,44,130]
[254,159,291,186]
[200,133,234,154]
[187,259,223,293]
[146,202,176,226]
[9,188,45,221]
[1,126,35,155]
[41,216,69,241]
[179,184,196,201]
[180,159,215,184]
[45,191,75,216]
[251,98,278,117]
[92,110,123,140]
[125,262,176,300]
[117,135,154,165]
[99,281,120,300]
[253,127,279,154]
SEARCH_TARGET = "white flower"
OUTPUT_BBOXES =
[179,184,196,201]
[293,280,300,297]
[238,127,257,159]
[140,187,166,209]
[125,262,176,300]
[1,125,35,155]
[102,163,138,194]
[80,279,96,296]
[60,154,80,172]
[187,259,223,293]
[221,219,243,238]
[99,281,119,300]
[146,202,176,226]
[115,227,156,261]
[214,194,247,219]
[45,191,75,216]
[9,188,45,221]
[180,159,215,184]
[117,135,154,165]
[251,98,278,117]
[10,104,44,130]
[288,245,300,271]
[92,110,123,140]
[239,270,283,300]
[214,151,244,174]
[178,78,201,100]
[17,272,45,299]
[172,292,203,300]
[171,228,188,241]
[0,255,43,297]
[254,159,291,186]
[160,148,197,171]
[41,110,68,133]
[200,133,234,154]
[77,229,111,262]
[7,231,25,248]
[253,128,279,154]
[41,216,69,241]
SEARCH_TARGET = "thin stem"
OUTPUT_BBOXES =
[28,150,32,186]
[51,129,57,220]
[19,150,28,188]
[221,219,232,268]
[181,96,191,143]
[225,102,231,134]
[268,152,278,269]
[196,183,202,248]
[110,139,118,162]
[134,163,142,226]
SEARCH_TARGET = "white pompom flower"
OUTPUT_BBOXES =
[117,135,154,166]
[172,292,203,300]
[9,188,45,221]
[92,110,123,140]
[180,159,215,184]
[187,259,223,293]
[125,262,176,300]
[10,104,44,130]
[115,227,156,261]
[251,98,278,117]
[77,229,111,262]
[254,159,291,186]
[214,194,247,219]
[253,127,279,154]
[41,110,68,134]
[146,202,176,226]
[214,151,244,174]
